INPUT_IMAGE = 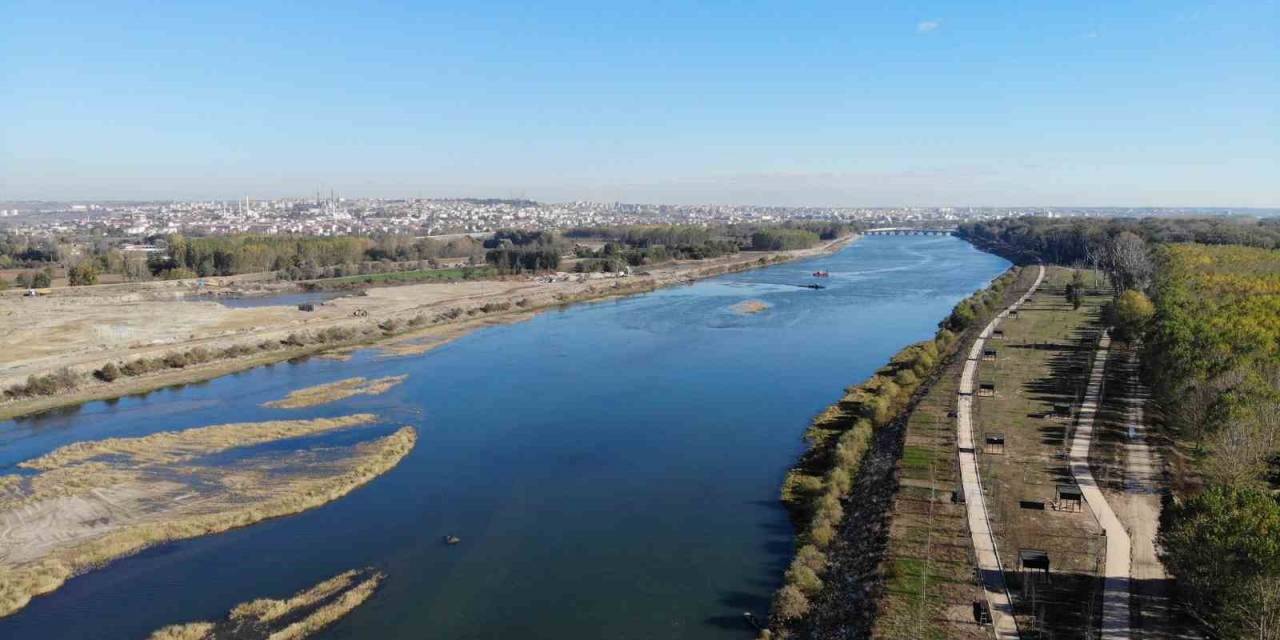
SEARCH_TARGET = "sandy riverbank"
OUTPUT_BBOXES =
[0,235,855,420]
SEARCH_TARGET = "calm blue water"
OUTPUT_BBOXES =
[0,236,1008,640]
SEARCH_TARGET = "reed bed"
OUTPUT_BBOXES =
[0,425,414,619]
[263,375,408,409]
[147,568,385,640]
[20,414,378,470]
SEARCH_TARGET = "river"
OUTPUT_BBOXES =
[0,236,1009,639]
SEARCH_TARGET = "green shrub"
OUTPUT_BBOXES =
[795,545,827,574]
[785,562,824,596]
[95,363,120,382]
[808,521,837,548]
[773,585,810,620]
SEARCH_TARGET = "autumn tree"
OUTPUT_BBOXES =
[68,262,99,286]
[1111,289,1154,343]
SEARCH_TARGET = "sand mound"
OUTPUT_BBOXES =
[732,299,771,314]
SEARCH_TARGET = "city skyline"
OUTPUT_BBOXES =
[3,1,1278,207]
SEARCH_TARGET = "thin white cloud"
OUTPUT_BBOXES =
[916,20,940,34]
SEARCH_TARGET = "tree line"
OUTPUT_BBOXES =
[564,222,850,273]
[2,221,854,288]
[958,215,1280,264]
[0,233,61,268]
[1143,244,1280,639]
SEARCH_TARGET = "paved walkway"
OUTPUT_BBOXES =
[957,264,1043,640]
[1070,330,1132,639]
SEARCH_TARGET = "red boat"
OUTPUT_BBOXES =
[812,271,829,277]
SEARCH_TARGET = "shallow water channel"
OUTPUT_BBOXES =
[0,236,1008,639]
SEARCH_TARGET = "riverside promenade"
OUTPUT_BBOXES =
[956,263,1044,640]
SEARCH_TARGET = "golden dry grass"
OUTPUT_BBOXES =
[0,419,415,619]
[263,375,408,409]
[147,568,384,640]
[232,569,361,622]
[18,414,378,470]
[732,299,771,314]
[147,622,216,640]
[314,350,355,362]
[267,571,383,640]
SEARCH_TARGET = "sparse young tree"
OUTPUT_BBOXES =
[30,269,52,288]
[1203,398,1280,488]
[1066,270,1086,309]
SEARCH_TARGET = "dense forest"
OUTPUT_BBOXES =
[1145,245,1280,639]
[958,216,1280,638]
[958,216,1280,264]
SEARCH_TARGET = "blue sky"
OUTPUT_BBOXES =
[2,1,1277,206]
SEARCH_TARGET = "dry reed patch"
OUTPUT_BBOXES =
[147,568,384,640]
[268,571,383,640]
[19,414,378,470]
[314,350,355,362]
[0,419,414,619]
[263,375,407,409]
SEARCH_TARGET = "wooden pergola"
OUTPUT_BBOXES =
[984,433,1006,455]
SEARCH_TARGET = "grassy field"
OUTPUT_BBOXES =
[872,266,1042,640]
[971,266,1110,637]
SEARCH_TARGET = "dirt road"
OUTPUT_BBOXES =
[1071,330,1132,640]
